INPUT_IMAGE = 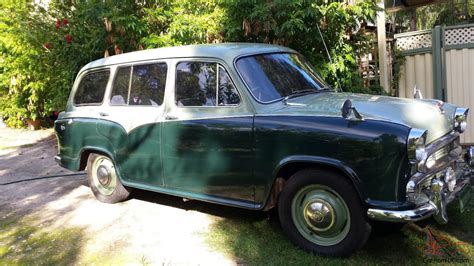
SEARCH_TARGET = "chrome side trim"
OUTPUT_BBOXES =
[159,114,254,123]
[367,202,437,222]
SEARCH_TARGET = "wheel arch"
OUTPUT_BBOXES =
[78,147,116,171]
[263,155,367,210]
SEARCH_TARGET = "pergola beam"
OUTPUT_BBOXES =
[385,0,444,13]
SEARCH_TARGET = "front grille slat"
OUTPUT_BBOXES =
[431,145,450,161]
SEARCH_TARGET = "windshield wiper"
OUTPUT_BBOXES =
[281,89,322,105]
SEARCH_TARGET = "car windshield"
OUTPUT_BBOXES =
[236,53,329,103]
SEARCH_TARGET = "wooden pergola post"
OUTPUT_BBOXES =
[377,0,390,93]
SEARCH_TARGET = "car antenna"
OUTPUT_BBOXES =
[316,24,343,92]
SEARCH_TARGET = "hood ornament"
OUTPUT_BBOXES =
[435,100,445,113]
[341,99,364,121]
[413,85,423,99]
[421,99,445,113]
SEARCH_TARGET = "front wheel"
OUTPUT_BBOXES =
[278,169,371,257]
[87,153,131,203]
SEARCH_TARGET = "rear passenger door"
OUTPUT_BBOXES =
[162,59,255,202]
[96,61,169,186]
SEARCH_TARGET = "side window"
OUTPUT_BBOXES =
[130,63,167,106]
[175,62,240,107]
[110,67,131,105]
[74,70,109,105]
[176,62,216,106]
[110,63,167,106]
[218,66,240,106]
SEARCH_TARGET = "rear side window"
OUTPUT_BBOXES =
[110,67,131,105]
[131,64,167,106]
[175,62,240,107]
[110,63,167,106]
[74,70,110,105]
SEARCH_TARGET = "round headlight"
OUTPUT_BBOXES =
[415,143,427,162]
[454,107,469,133]
[407,128,428,163]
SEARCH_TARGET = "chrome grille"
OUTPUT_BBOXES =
[431,145,449,161]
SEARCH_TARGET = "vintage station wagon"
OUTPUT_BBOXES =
[54,43,472,256]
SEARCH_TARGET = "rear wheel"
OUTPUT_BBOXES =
[278,168,371,257]
[87,153,131,203]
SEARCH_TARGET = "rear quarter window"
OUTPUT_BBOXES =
[110,63,167,106]
[74,69,110,105]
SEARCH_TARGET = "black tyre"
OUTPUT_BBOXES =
[87,153,131,203]
[278,168,371,257]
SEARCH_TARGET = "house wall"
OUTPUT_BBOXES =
[444,25,474,143]
[395,25,474,144]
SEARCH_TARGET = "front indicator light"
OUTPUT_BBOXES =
[444,167,456,192]
[426,156,436,169]
[454,107,469,133]
[407,128,428,164]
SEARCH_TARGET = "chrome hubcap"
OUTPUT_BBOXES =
[91,156,117,196]
[291,184,350,246]
[97,165,111,186]
[303,199,335,232]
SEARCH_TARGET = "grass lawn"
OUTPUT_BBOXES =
[205,196,474,265]
[0,216,84,265]
[1,194,472,265]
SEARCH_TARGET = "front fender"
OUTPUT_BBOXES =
[273,155,365,199]
[253,115,411,207]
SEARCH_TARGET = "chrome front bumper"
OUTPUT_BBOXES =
[367,146,473,224]
[367,177,471,223]
[367,201,437,222]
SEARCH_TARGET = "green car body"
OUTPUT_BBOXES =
[54,43,472,255]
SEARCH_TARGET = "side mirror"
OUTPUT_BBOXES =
[341,99,364,121]
[341,99,353,119]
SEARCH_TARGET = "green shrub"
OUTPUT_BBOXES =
[0,0,380,128]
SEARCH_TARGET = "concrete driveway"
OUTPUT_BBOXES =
[0,128,245,264]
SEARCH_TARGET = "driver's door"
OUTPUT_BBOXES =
[162,59,255,202]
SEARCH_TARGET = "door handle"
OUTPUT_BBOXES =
[165,114,178,120]
[99,112,109,117]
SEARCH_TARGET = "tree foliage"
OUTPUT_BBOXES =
[0,0,379,128]
[393,0,474,32]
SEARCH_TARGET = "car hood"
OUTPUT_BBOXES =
[261,92,457,144]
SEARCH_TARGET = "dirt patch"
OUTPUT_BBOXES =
[0,128,235,264]
[0,128,72,184]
